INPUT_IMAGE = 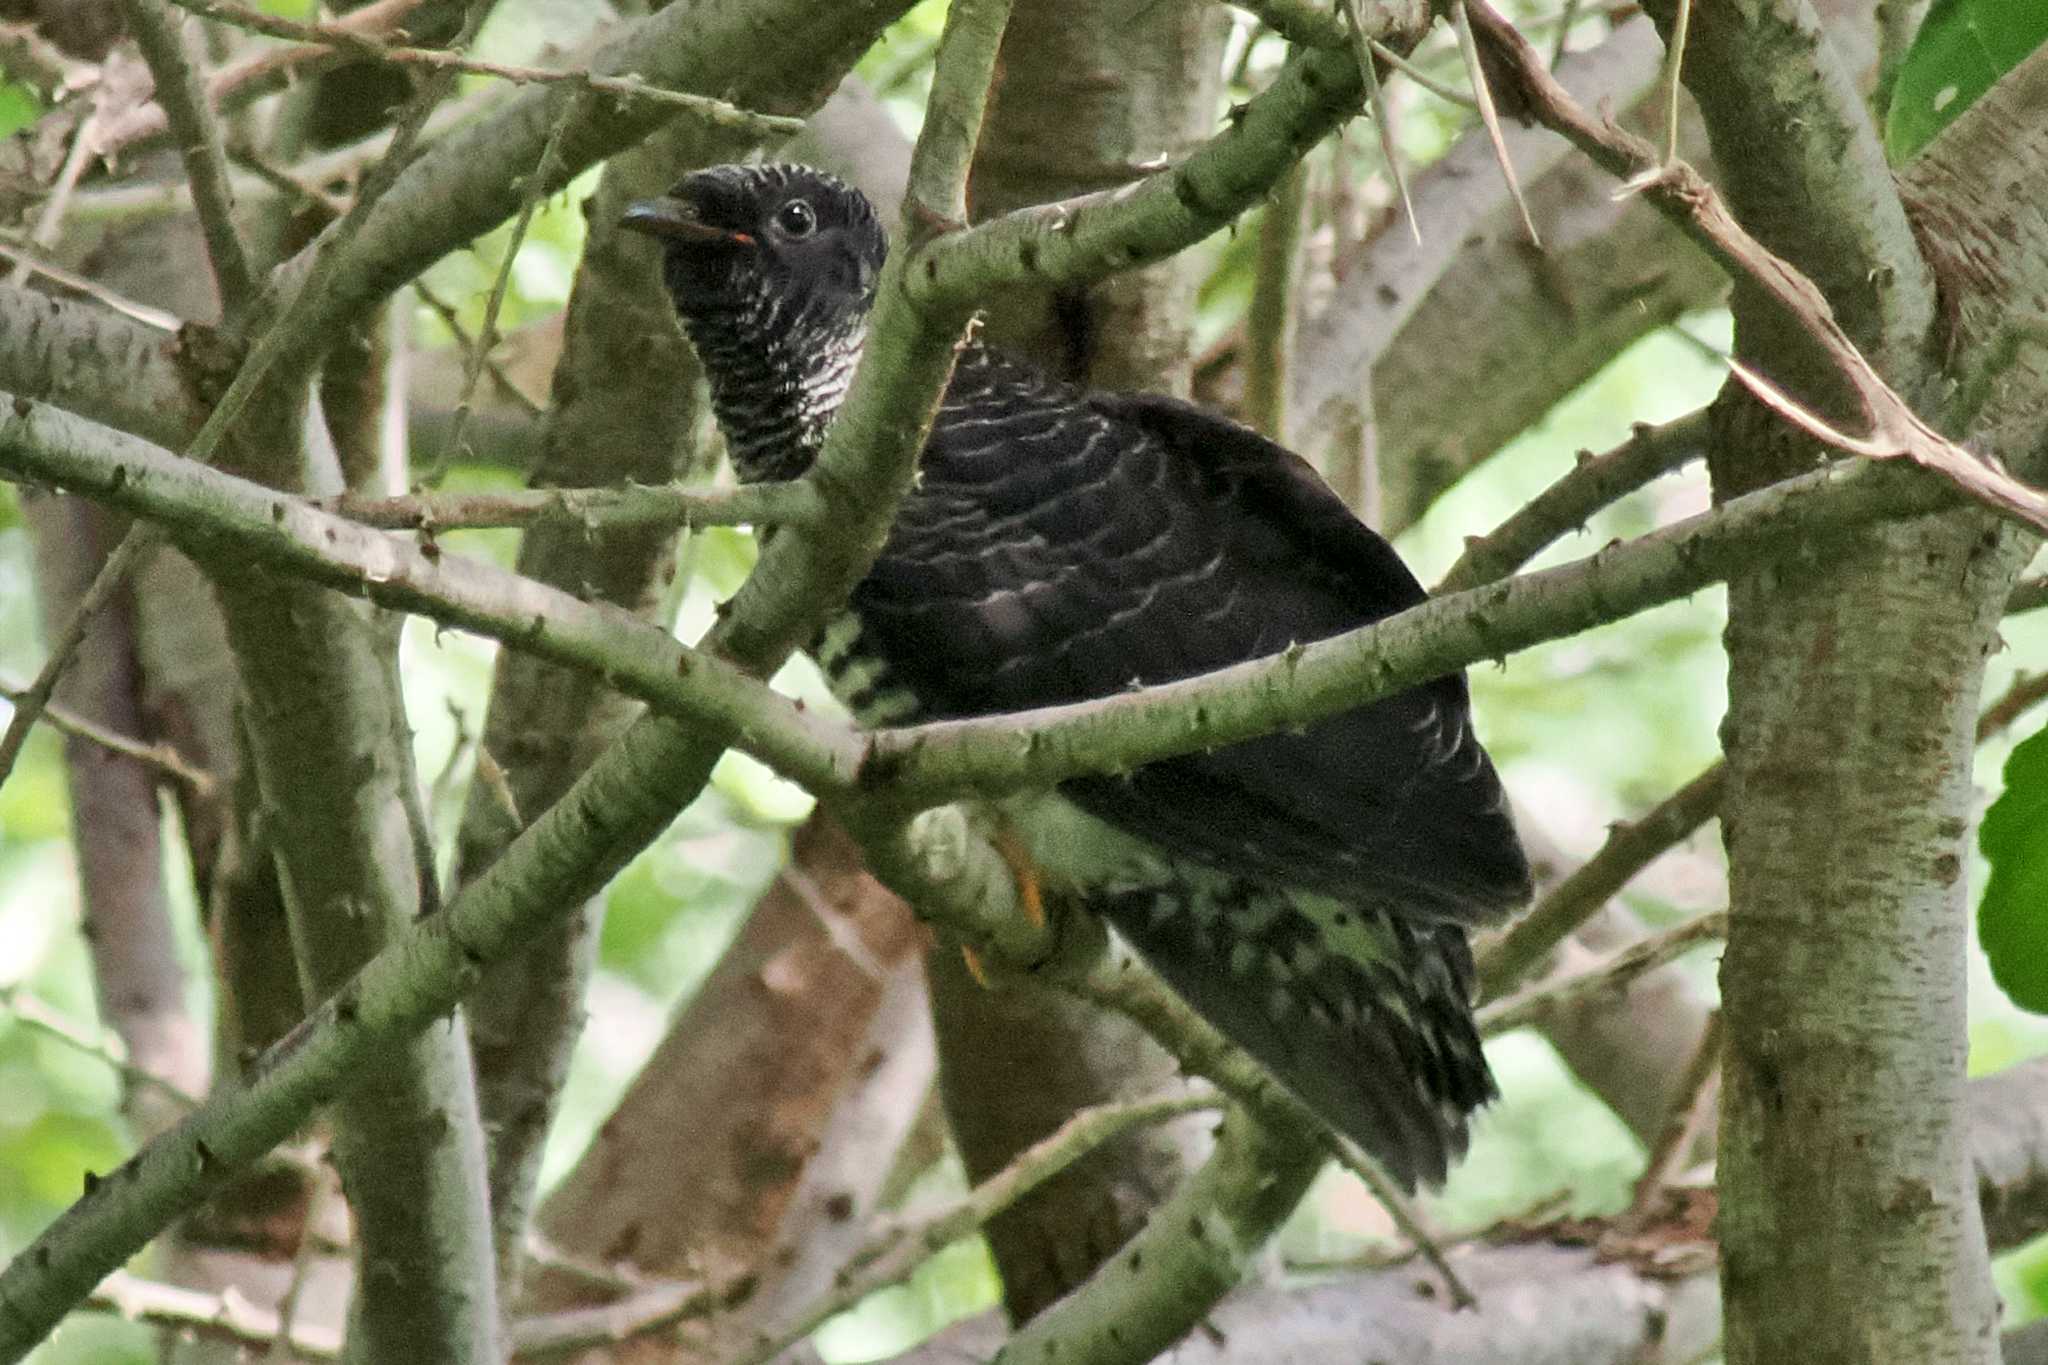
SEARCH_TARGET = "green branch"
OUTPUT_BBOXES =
[0,398,863,793]
[119,0,259,319]
[860,457,1950,803]
[908,38,1381,314]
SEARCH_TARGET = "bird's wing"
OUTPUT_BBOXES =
[850,364,1529,922]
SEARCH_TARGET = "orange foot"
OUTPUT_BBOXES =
[990,822,1046,930]
[959,822,1049,987]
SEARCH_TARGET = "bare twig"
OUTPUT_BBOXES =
[509,1279,727,1357]
[225,142,350,217]
[1370,39,1481,110]
[1453,0,1540,246]
[0,671,213,790]
[94,0,428,157]
[1438,411,1709,593]
[412,278,544,419]
[0,0,479,788]
[322,478,822,533]
[1325,1136,1476,1309]
[1978,670,2048,743]
[1621,1007,1721,1228]
[1478,911,1728,1038]
[1243,160,1307,440]
[1344,0,1417,241]
[430,93,579,483]
[2008,575,2048,617]
[11,108,101,290]
[0,21,90,97]
[1467,0,2048,533]
[1476,628,2048,1006]
[158,0,805,135]
[0,985,202,1112]
[119,0,260,317]
[88,1271,343,1361]
[1548,0,1584,65]
[1474,766,1724,1000]
[0,242,182,330]
[1659,0,1692,165]
[0,528,160,790]
[730,1093,1223,1365]
[264,1166,337,1358]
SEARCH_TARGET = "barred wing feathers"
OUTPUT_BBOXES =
[854,355,1529,921]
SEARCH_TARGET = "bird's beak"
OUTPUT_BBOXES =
[619,196,750,244]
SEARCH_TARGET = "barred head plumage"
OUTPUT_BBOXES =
[623,164,887,479]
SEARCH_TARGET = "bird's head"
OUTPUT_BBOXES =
[621,163,887,478]
[621,162,886,340]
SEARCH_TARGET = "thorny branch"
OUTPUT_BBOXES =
[158,0,806,134]
[1466,0,2048,532]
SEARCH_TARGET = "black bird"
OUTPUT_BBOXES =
[622,163,1531,1187]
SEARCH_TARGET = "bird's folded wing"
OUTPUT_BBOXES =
[850,364,1530,921]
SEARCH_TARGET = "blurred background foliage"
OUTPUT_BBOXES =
[3,0,2046,1360]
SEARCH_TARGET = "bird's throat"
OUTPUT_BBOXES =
[680,299,868,484]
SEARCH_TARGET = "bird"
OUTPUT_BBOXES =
[621,162,1532,1188]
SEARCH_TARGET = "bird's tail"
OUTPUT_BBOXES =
[1094,879,1493,1188]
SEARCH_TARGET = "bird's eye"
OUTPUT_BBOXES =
[775,199,817,239]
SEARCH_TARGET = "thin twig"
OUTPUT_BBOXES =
[1476,630,2048,1004]
[1978,670,2048,743]
[509,1279,729,1357]
[1475,766,1724,1000]
[1369,38,1480,110]
[0,240,182,330]
[12,106,101,289]
[1438,411,1709,594]
[0,20,92,97]
[120,0,260,318]
[0,671,213,791]
[1548,0,1584,66]
[1467,0,2048,533]
[159,0,804,136]
[730,1092,1223,1365]
[2007,575,2048,617]
[1325,1135,1477,1308]
[1478,911,1728,1038]
[226,142,350,217]
[88,1271,343,1360]
[1345,0,1418,242]
[1243,160,1307,441]
[0,985,203,1112]
[0,528,160,790]
[1660,0,1692,165]
[1454,0,1540,247]
[93,0,427,158]
[412,279,545,419]
[1620,1007,1721,1228]
[430,93,579,484]
[0,0,485,784]
[264,1166,337,1358]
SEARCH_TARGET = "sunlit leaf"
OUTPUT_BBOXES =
[1885,0,2048,162]
[1980,725,2048,1012]
[0,84,39,142]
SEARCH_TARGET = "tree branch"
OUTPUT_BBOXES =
[254,0,921,376]
[118,0,259,318]
[159,0,806,134]
[322,478,821,532]
[906,16,1422,319]
[732,1094,1224,1365]
[1437,411,1708,594]
[860,457,1949,803]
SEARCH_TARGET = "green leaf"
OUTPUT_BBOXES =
[1885,0,2048,162]
[1979,725,2048,1012]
